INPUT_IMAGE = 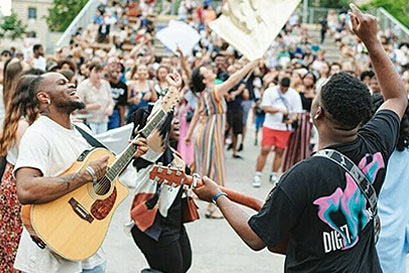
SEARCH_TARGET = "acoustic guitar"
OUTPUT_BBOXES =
[21,87,180,261]
[149,165,289,254]
[149,165,264,212]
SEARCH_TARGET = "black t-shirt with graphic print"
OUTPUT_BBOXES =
[249,110,400,273]
[110,80,128,110]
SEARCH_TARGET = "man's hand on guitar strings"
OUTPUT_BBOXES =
[193,176,222,203]
[86,155,110,181]
[129,137,148,158]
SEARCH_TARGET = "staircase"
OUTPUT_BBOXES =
[306,24,340,63]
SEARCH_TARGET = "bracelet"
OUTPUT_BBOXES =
[85,166,98,183]
[212,192,228,205]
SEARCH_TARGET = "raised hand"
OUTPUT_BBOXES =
[349,4,379,45]
[166,72,182,89]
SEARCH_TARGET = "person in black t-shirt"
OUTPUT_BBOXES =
[226,65,247,159]
[107,62,128,129]
[193,5,408,273]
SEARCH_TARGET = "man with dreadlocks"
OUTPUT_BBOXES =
[13,72,148,273]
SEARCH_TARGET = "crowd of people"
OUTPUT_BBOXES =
[0,1,409,273]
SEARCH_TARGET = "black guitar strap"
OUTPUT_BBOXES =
[313,149,380,243]
[73,124,110,151]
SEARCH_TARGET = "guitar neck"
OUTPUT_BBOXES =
[106,109,167,181]
[184,176,263,212]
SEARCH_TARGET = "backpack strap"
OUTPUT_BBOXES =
[313,149,380,243]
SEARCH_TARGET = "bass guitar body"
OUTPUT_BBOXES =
[21,148,129,261]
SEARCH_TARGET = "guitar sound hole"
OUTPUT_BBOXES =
[93,178,111,195]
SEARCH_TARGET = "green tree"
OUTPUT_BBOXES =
[46,0,88,32]
[314,0,349,8]
[0,11,27,40]
[362,0,409,28]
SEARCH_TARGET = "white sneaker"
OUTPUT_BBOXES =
[269,173,279,184]
[252,175,262,188]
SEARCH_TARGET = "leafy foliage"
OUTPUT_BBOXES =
[362,0,409,28]
[46,0,88,32]
[315,0,350,8]
[0,11,27,40]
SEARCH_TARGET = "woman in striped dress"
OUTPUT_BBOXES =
[185,60,260,218]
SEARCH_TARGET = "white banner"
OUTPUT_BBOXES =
[156,20,201,56]
[209,0,301,60]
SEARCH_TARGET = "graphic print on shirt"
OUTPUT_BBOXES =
[313,153,385,253]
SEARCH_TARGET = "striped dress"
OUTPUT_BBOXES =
[194,87,227,186]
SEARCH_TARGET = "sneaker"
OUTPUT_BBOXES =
[269,173,279,184]
[252,174,262,188]
[227,143,233,150]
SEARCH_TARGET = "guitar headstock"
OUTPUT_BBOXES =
[149,164,186,187]
[161,86,180,113]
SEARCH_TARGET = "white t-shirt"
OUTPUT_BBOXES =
[13,116,105,273]
[261,85,302,131]
[33,56,46,71]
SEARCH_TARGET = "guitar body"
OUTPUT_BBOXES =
[21,148,129,261]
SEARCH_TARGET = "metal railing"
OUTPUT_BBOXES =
[55,0,100,49]
[376,7,409,42]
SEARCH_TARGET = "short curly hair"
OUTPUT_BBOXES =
[372,94,409,151]
[321,72,372,130]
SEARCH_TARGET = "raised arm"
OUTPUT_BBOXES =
[215,59,259,101]
[350,4,407,118]
[177,47,192,80]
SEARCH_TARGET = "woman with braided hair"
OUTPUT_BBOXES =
[372,94,409,273]
[0,75,42,272]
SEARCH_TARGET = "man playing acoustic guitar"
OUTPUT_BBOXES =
[13,72,148,273]
[195,5,408,273]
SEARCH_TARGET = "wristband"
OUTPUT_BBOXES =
[212,192,228,205]
[85,166,98,183]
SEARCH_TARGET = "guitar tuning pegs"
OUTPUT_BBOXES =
[166,167,172,175]
[153,176,160,182]
[176,170,181,176]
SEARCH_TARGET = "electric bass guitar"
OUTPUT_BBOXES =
[149,165,264,211]
[149,165,289,254]
[21,87,180,261]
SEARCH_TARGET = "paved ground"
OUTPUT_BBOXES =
[103,119,409,272]
[103,120,285,273]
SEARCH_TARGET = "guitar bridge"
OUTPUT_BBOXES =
[69,198,94,223]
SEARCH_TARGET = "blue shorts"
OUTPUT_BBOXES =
[255,114,265,131]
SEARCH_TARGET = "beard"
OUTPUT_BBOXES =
[54,100,86,113]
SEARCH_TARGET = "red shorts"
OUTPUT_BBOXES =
[261,127,292,149]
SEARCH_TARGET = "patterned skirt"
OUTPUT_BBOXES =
[0,163,22,273]
[194,114,226,186]
[282,111,312,173]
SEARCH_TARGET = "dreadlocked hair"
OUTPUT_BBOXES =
[371,94,409,151]
[0,75,41,156]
